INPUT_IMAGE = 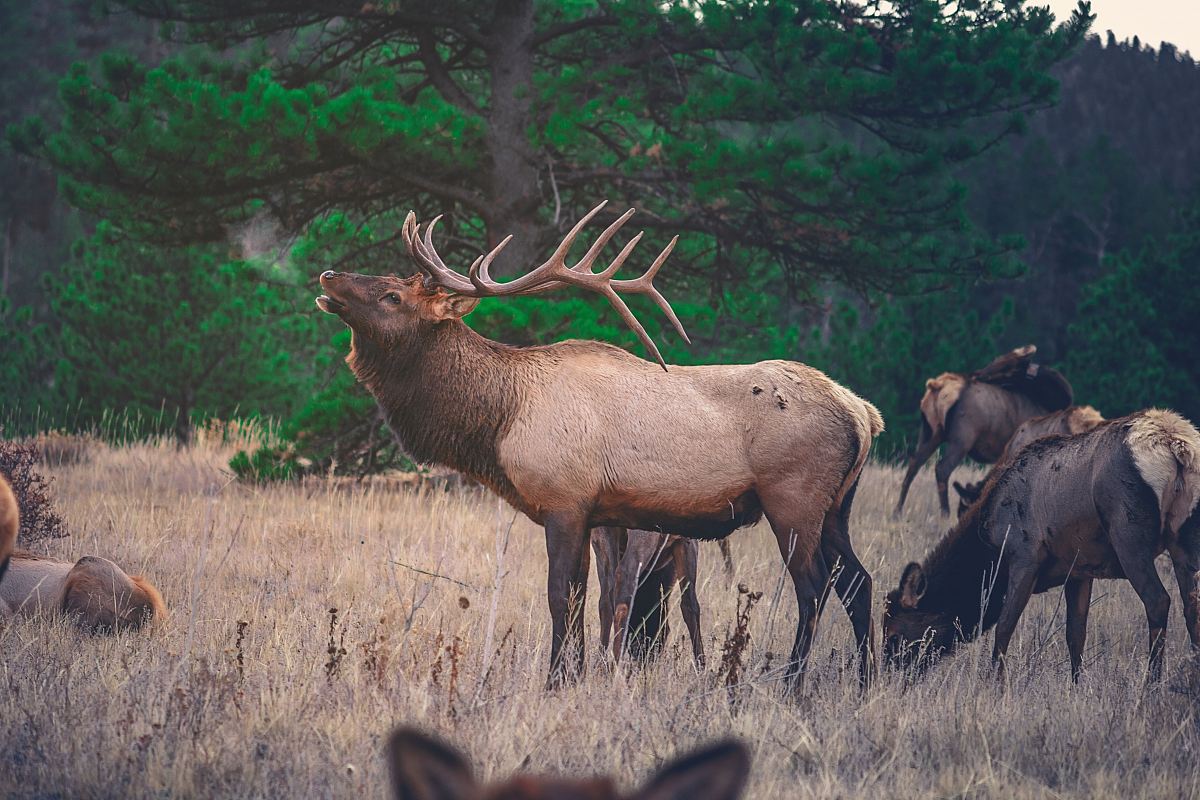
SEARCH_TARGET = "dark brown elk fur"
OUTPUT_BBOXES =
[592,527,704,666]
[894,346,1071,516]
[952,405,1105,517]
[883,410,1200,682]
[317,210,883,689]
[388,727,749,800]
[0,475,15,585]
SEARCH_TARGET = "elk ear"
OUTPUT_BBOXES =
[633,740,750,800]
[898,562,927,609]
[387,727,477,800]
[426,292,479,321]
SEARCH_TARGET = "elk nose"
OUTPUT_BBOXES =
[321,270,340,280]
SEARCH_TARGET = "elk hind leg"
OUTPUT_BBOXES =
[820,479,876,689]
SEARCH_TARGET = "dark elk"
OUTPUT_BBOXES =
[883,409,1200,682]
[951,405,1105,516]
[387,727,750,800]
[894,345,1073,516]
[316,202,884,688]
[592,527,704,667]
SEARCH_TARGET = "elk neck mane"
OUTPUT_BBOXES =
[347,318,543,510]
[915,476,1011,639]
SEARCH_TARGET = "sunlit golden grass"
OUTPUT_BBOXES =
[2,438,1198,798]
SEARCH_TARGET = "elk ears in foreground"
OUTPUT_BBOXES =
[631,740,750,800]
[386,727,751,800]
[388,728,476,800]
[898,562,927,609]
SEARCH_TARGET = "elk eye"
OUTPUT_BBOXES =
[384,292,402,305]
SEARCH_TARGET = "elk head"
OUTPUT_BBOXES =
[387,727,750,800]
[881,563,959,671]
[316,202,689,368]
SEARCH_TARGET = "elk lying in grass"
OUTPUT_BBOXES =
[884,409,1200,682]
[895,345,1073,516]
[317,203,884,688]
[0,475,15,585]
[0,551,165,631]
[592,527,704,667]
[388,727,750,800]
[952,405,1105,516]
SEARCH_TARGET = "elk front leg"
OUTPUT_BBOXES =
[991,559,1039,681]
[1064,577,1093,683]
[544,515,591,688]
[675,540,705,668]
[894,422,942,517]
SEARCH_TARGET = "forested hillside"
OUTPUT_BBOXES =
[2,1,1197,461]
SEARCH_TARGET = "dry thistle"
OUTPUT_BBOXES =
[324,607,348,682]
[719,584,763,695]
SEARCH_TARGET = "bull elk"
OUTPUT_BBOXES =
[316,202,884,688]
[884,409,1200,682]
[894,345,1073,516]
[388,727,750,800]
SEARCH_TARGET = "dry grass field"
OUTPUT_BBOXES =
[2,436,1199,799]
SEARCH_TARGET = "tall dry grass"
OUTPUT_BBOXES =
[1,438,1198,798]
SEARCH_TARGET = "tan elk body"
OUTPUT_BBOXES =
[0,475,15,585]
[317,203,883,686]
[895,346,1072,515]
[1,551,165,631]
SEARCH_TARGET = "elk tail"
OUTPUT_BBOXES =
[1127,409,1200,534]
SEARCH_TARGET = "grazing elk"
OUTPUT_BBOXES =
[952,405,1105,516]
[316,202,884,688]
[592,527,704,666]
[1,551,165,631]
[388,727,750,800]
[0,475,15,585]
[894,345,1073,516]
[883,410,1200,682]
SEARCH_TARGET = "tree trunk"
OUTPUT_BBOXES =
[485,0,543,277]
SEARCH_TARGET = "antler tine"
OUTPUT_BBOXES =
[571,207,637,276]
[599,285,668,370]
[467,235,514,291]
[611,236,691,344]
[418,216,476,293]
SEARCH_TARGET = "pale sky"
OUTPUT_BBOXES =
[1045,0,1200,55]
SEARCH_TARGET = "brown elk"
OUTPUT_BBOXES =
[883,409,1200,682]
[1,551,165,631]
[894,345,1073,516]
[0,475,15,585]
[316,202,884,688]
[592,527,703,666]
[387,727,750,800]
[951,405,1105,516]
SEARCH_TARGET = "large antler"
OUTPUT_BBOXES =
[401,201,690,370]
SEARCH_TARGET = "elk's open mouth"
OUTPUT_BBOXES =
[315,294,345,314]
